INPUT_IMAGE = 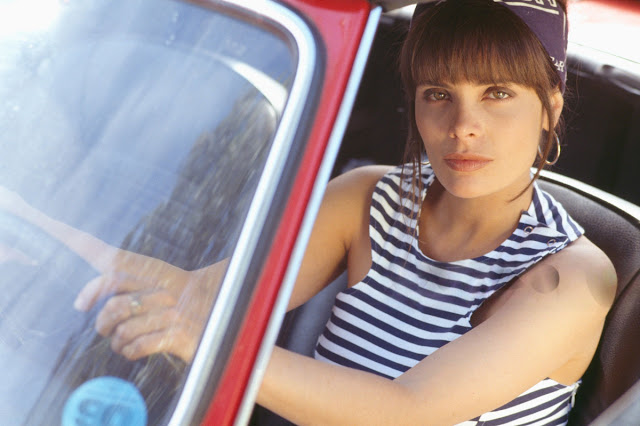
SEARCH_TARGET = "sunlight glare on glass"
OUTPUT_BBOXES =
[0,0,62,37]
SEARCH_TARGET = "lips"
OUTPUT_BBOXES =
[443,153,492,172]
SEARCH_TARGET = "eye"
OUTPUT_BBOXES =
[424,89,450,102]
[487,89,512,100]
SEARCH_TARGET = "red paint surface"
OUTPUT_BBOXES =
[201,1,372,425]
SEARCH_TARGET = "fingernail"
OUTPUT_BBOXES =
[73,295,87,311]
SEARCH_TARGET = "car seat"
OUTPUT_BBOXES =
[254,170,640,425]
[538,172,640,425]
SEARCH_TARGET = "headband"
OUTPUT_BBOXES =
[414,0,568,90]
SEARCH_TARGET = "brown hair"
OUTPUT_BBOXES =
[399,0,567,205]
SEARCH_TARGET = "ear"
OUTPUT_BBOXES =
[548,88,564,130]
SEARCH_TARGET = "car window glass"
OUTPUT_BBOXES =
[0,0,294,423]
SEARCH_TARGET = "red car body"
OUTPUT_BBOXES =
[204,1,376,424]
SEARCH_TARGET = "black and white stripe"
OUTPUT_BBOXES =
[315,164,583,425]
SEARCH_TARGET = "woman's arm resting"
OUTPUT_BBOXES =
[0,186,232,362]
[286,165,391,311]
[0,165,386,363]
[0,186,121,271]
[257,237,616,425]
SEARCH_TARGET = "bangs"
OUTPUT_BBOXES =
[409,3,553,89]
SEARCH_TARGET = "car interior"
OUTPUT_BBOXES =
[254,3,640,425]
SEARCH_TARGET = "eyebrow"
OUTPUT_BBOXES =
[417,80,518,89]
[416,81,453,88]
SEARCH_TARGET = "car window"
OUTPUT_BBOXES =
[0,0,296,424]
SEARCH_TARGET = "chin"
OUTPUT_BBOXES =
[433,160,533,201]
[437,175,492,199]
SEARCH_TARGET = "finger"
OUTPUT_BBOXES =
[121,327,198,363]
[95,291,176,336]
[74,275,111,311]
[110,308,182,353]
[74,272,153,312]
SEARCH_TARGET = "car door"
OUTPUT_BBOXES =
[0,0,380,425]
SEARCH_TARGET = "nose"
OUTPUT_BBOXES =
[448,100,482,140]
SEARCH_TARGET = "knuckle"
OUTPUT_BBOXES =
[156,289,177,306]
[95,311,114,335]
[104,296,125,313]
[113,323,131,341]
[165,308,181,322]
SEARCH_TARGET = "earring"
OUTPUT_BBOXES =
[538,132,561,166]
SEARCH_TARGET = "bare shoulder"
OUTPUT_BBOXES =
[312,164,395,240]
[327,165,394,200]
[322,165,393,238]
[519,236,617,314]
[554,237,616,302]
[554,236,614,267]
[323,166,392,231]
[287,165,394,309]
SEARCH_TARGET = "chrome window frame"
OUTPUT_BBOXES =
[169,0,319,424]
[233,6,383,425]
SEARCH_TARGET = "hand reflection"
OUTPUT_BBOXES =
[0,184,226,364]
[74,251,225,363]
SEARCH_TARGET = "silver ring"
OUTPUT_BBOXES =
[129,295,143,316]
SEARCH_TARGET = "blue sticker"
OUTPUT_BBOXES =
[62,376,147,426]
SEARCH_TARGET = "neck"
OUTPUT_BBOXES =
[417,179,534,262]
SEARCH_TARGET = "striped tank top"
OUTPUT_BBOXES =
[315,164,584,425]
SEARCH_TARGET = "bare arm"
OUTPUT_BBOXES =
[286,165,391,310]
[0,185,227,362]
[257,238,616,425]
[0,185,119,271]
[0,165,391,363]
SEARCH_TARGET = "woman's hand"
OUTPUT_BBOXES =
[0,184,227,363]
[74,250,227,363]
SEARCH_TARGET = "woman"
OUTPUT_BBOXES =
[49,0,618,424]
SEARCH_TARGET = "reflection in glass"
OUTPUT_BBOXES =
[0,0,62,37]
[0,0,294,423]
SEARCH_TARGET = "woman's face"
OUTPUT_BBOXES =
[414,81,562,200]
